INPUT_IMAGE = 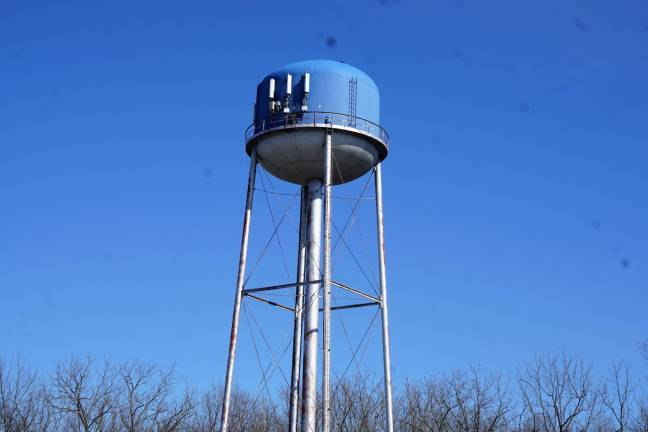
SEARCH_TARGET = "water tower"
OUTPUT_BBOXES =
[220,59,394,432]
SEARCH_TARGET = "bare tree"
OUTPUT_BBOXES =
[631,406,648,432]
[518,353,599,432]
[446,368,511,432]
[639,342,648,365]
[7,352,648,432]
[153,388,193,432]
[115,360,193,432]
[395,367,510,432]
[223,387,281,432]
[601,361,633,432]
[0,358,57,432]
[396,374,460,432]
[49,357,117,432]
[187,384,221,432]
[631,339,648,432]
[330,374,385,431]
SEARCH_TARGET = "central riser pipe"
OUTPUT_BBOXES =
[301,178,322,432]
[288,187,308,432]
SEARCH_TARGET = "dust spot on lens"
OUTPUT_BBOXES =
[572,18,591,32]
[590,219,601,230]
[621,258,630,269]
[519,102,530,113]
[325,36,337,48]
[203,168,214,179]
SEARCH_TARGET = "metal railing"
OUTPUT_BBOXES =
[245,111,389,146]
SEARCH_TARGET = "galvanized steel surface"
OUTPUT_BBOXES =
[301,179,322,432]
[219,151,257,432]
[321,132,333,432]
[246,111,389,149]
[375,163,395,432]
[288,187,308,432]
[222,59,394,432]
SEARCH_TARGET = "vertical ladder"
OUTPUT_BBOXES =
[348,77,357,127]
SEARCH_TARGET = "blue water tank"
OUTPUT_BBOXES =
[245,60,388,185]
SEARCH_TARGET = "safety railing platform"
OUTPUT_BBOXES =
[245,111,389,147]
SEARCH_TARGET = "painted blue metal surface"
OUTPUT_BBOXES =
[253,59,381,131]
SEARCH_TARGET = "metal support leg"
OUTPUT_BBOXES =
[375,163,395,432]
[322,132,333,432]
[301,178,322,432]
[220,150,257,432]
[289,187,308,432]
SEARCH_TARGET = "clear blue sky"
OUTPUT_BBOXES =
[1,0,647,391]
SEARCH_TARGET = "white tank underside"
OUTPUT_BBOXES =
[247,127,387,185]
